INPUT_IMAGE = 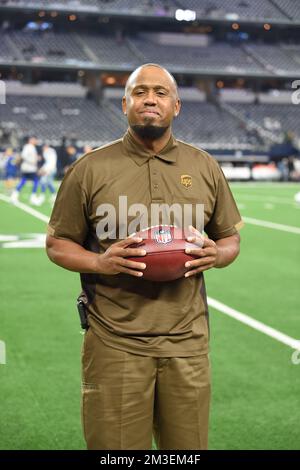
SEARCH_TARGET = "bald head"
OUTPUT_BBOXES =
[122,63,181,144]
[125,64,179,99]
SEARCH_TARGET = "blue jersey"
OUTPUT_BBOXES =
[5,156,18,178]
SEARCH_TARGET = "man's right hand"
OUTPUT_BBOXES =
[46,234,147,276]
[96,237,147,277]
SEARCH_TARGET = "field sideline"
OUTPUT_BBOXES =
[0,182,299,450]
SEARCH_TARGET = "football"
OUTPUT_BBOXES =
[127,225,200,282]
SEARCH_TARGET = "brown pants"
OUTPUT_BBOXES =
[81,328,210,450]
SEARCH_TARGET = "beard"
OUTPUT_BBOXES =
[131,124,169,140]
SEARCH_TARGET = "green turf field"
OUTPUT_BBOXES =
[0,182,299,450]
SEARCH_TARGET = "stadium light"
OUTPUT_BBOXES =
[225,13,239,20]
[106,76,116,85]
[175,9,196,22]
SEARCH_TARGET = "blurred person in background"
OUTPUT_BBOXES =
[82,144,93,155]
[10,136,41,205]
[38,143,57,205]
[62,144,78,175]
[1,147,20,192]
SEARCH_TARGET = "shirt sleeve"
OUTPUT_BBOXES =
[205,164,244,240]
[47,165,89,245]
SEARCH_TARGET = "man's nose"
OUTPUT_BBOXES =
[143,91,157,105]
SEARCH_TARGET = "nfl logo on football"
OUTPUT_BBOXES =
[154,227,173,244]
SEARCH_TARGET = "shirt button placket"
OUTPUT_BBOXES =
[149,157,162,201]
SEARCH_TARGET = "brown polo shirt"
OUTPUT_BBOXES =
[48,130,243,357]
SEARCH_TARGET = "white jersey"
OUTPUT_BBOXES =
[21,143,38,173]
[41,147,57,175]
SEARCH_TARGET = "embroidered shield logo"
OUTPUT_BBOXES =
[181,174,192,188]
[154,227,173,244]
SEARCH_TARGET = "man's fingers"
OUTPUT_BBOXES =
[188,225,202,237]
[110,257,146,277]
[186,235,204,248]
[121,247,147,257]
[118,266,144,277]
[201,237,216,248]
[186,226,204,248]
[185,263,215,277]
[116,237,143,248]
[185,247,216,257]
[186,234,216,249]
[185,256,214,269]
[120,258,146,271]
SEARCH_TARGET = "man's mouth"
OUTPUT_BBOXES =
[140,110,160,117]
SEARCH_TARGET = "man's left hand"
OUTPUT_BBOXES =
[184,225,218,277]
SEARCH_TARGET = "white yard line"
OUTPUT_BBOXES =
[242,216,300,234]
[0,194,49,223]
[208,297,300,351]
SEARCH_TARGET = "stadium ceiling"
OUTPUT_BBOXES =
[1,4,300,28]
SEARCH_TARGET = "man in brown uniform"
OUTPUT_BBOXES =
[46,64,243,450]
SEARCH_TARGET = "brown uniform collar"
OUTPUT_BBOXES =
[122,129,178,166]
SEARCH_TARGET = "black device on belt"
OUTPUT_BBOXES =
[77,297,89,330]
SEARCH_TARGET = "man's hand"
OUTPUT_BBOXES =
[46,234,146,276]
[184,226,218,277]
[96,237,147,277]
[184,225,240,277]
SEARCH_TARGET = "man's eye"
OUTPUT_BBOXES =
[157,91,167,96]
[135,90,145,95]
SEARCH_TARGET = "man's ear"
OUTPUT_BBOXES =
[174,98,181,117]
[122,96,127,115]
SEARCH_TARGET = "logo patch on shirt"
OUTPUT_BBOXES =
[181,174,192,188]
[154,227,172,244]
